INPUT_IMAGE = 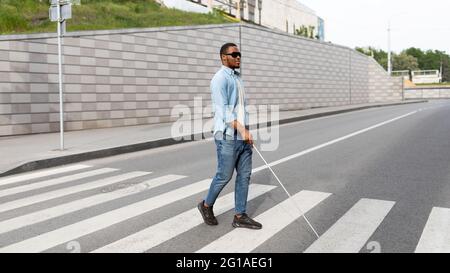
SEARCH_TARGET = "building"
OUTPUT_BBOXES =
[411,70,442,84]
[392,70,410,81]
[161,0,325,40]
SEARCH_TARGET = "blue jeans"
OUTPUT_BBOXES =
[204,137,253,215]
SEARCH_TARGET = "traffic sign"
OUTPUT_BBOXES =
[49,4,72,22]
[49,0,80,6]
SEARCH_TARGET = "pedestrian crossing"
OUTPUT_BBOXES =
[197,190,331,253]
[304,199,395,253]
[0,168,119,198]
[0,164,448,253]
[0,165,91,187]
[415,207,450,253]
[93,184,277,253]
[0,171,149,214]
[0,174,186,235]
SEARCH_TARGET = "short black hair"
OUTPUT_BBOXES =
[220,43,237,56]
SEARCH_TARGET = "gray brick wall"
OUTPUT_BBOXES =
[405,87,450,99]
[0,23,402,136]
[241,26,354,110]
[368,58,403,102]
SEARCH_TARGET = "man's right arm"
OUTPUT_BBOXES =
[211,75,253,144]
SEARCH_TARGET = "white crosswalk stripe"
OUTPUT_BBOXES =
[0,168,118,198]
[0,178,212,253]
[0,175,186,235]
[92,184,277,253]
[0,165,91,186]
[304,198,395,253]
[197,190,331,253]
[0,166,447,253]
[0,171,149,214]
[415,207,450,253]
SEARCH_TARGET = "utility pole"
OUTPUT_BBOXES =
[49,0,80,151]
[56,0,65,151]
[258,0,262,25]
[387,23,391,75]
[387,13,408,75]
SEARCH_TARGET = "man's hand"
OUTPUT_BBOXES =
[230,120,254,146]
[241,129,254,146]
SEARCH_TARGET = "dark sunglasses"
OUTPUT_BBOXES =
[223,52,241,58]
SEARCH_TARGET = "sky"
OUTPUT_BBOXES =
[299,0,450,54]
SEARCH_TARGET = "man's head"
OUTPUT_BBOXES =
[220,43,241,69]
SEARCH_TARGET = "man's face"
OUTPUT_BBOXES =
[221,46,241,69]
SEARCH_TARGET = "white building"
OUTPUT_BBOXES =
[411,70,442,84]
[161,0,325,40]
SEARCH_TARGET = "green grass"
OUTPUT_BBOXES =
[416,82,450,87]
[0,0,234,35]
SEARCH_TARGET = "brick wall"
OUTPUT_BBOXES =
[405,87,450,99]
[368,57,403,102]
[0,23,403,136]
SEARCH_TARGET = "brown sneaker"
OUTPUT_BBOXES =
[232,213,262,230]
[198,201,218,226]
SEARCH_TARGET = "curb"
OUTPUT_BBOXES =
[0,100,428,177]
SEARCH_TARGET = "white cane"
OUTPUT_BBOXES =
[252,143,320,239]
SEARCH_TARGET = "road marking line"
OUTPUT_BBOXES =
[415,207,450,253]
[0,171,149,214]
[0,165,91,186]
[0,178,213,253]
[304,198,395,253]
[197,190,331,253]
[92,184,276,253]
[252,111,417,174]
[0,175,186,235]
[0,168,118,198]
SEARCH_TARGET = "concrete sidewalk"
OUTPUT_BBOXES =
[0,100,427,177]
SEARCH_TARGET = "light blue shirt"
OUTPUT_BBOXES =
[211,65,249,138]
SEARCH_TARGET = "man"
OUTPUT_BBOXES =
[197,43,262,230]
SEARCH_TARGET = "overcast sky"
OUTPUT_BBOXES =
[299,0,450,54]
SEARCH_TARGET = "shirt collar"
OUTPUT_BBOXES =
[221,65,240,76]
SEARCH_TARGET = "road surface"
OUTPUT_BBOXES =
[0,100,449,253]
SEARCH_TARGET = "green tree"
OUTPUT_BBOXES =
[404,48,447,70]
[422,50,443,70]
[441,54,450,82]
[393,52,419,71]
[404,48,450,82]
[357,46,450,82]
[404,47,425,68]
[356,47,388,70]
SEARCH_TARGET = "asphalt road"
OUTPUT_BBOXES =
[0,100,449,253]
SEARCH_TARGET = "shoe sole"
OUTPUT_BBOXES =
[232,222,262,230]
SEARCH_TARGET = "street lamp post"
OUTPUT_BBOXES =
[258,0,262,25]
[387,20,392,75]
[49,0,79,151]
[387,13,409,76]
[56,0,65,151]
